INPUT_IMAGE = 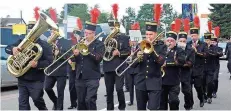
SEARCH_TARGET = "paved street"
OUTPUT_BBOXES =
[1,60,231,110]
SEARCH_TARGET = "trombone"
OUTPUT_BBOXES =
[115,31,165,77]
[44,32,103,76]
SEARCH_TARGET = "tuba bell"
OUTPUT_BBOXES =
[6,11,58,77]
[103,26,120,61]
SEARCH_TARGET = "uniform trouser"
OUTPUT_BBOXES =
[44,76,67,110]
[204,70,214,98]
[18,79,47,110]
[75,79,99,110]
[181,81,193,109]
[160,85,180,110]
[213,64,220,93]
[227,62,231,74]
[202,74,208,100]
[136,89,161,110]
[125,73,129,90]
[191,75,204,103]
[180,69,193,109]
[127,74,135,103]
[104,72,126,110]
[69,70,77,107]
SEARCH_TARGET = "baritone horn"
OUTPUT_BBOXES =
[115,31,165,77]
[44,32,103,76]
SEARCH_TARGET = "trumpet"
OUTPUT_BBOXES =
[115,31,165,76]
[44,32,103,76]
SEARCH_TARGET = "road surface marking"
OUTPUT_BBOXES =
[99,101,130,111]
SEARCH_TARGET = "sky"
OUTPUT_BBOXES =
[0,0,214,24]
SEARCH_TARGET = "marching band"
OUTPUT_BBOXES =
[4,3,226,111]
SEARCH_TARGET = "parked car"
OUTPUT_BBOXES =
[1,45,18,88]
[218,42,227,60]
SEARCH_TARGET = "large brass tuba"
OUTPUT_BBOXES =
[115,31,165,76]
[103,26,120,61]
[6,11,58,77]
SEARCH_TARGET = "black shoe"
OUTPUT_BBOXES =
[204,99,207,103]
[68,106,77,109]
[212,93,217,98]
[128,102,133,106]
[185,106,193,110]
[200,101,204,107]
[207,98,212,104]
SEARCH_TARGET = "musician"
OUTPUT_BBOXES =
[188,25,208,107]
[103,5,131,110]
[225,39,231,80]
[67,27,82,109]
[178,31,195,110]
[73,8,105,110]
[131,22,166,110]
[126,40,139,106]
[160,31,186,110]
[5,20,52,110]
[210,34,223,98]
[44,29,69,110]
[202,33,219,104]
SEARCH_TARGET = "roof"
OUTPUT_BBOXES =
[0,18,26,27]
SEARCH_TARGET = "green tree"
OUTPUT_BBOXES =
[137,4,154,34]
[98,11,110,23]
[68,4,90,22]
[209,4,231,38]
[121,7,136,34]
[160,4,178,32]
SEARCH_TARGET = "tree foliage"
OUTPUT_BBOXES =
[209,4,231,38]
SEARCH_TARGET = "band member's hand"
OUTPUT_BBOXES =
[163,61,166,67]
[113,49,120,56]
[137,51,143,58]
[68,59,72,64]
[54,49,59,56]
[30,60,38,68]
[12,47,21,56]
[73,49,80,56]
[183,64,189,67]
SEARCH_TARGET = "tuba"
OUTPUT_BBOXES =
[103,26,120,61]
[115,31,165,76]
[6,11,58,77]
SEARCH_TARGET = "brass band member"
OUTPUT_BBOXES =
[44,8,67,110]
[160,19,186,110]
[202,24,221,104]
[103,4,131,110]
[178,18,195,110]
[73,8,105,110]
[132,4,167,110]
[4,8,52,110]
[67,18,83,109]
[188,16,208,107]
[211,27,223,98]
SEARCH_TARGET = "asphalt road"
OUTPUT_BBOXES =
[1,60,231,110]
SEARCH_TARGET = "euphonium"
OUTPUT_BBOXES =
[103,27,120,61]
[6,11,58,77]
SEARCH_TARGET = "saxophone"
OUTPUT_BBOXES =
[6,11,58,77]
